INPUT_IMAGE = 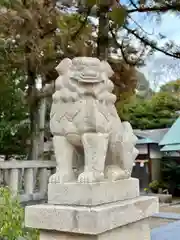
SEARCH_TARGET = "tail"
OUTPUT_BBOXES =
[119,121,139,175]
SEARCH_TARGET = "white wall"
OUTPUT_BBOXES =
[136,144,148,154]
[151,159,161,181]
[136,144,162,159]
[150,144,162,159]
[136,143,162,181]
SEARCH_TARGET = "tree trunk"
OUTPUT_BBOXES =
[28,103,39,160]
[38,95,46,160]
[26,64,39,160]
[97,4,109,60]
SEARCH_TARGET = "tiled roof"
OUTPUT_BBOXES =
[160,144,180,152]
[134,128,169,144]
[136,137,155,144]
[159,117,180,146]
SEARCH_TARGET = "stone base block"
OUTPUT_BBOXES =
[39,219,150,239]
[48,178,139,206]
[25,196,158,235]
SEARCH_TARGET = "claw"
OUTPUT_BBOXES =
[77,171,104,183]
[49,172,75,184]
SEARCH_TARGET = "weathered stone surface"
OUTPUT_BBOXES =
[39,219,150,240]
[48,178,139,206]
[24,57,158,240]
[25,196,158,235]
[49,57,139,184]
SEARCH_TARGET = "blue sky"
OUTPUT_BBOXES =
[132,13,180,89]
[119,0,180,89]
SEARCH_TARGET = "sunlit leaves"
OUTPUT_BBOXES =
[0,187,39,240]
[87,0,97,6]
[108,6,127,27]
[119,91,180,129]
[0,71,30,156]
[0,0,92,78]
[160,79,180,99]
[110,59,138,105]
[0,0,12,7]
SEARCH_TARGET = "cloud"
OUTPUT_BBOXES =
[137,13,180,89]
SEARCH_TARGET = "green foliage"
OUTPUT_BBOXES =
[151,92,180,111]
[161,158,180,195]
[162,159,180,183]
[149,180,160,192]
[0,0,92,159]
[144,187,149,194]
[160,79,180,98]
[0,187,23,239]
[0,187,39,240]
[0,72,29,157]
[149,180,168,193]
[87,0,96,6]
[109,6,127,27]
[0,0,92,78]
[119,92,180,129]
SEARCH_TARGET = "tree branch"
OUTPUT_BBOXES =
[40,27,57,39]
[110,26,144,66]
[71,7,92,41]
[127,3,180,14]
[124,26,180,59]
[128,15,154,36]
[71,16,89,40]
[128,0,138,9]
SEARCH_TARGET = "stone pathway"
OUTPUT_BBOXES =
[160,204,180,214]
[151,221,180,239]
[151,212,180,239]
[153,212,180,220]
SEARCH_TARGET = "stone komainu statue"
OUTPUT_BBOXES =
[49,57,138,183]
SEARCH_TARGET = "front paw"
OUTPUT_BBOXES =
[77,171,104,183]
[105,165,130,181]
[49,172,75,183]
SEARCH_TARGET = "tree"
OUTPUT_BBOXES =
[1,0,141,159]
[0,0,92,159]
[63,0,180,63]
[0,72,29,158]
[119,92,180,129]
[160,79,180,99]
[3,0,180,158]
[58,0,180,104]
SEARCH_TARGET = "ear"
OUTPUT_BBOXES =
[55,58,72,75]
[101,61,114,78]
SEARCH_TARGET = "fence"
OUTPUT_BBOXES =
[0,160,56,203]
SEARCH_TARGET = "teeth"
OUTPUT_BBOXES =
[80,72,98,78]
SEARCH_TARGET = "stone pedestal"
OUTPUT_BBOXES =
[39,220,150,240]
[25,178,159,239]
[48,177,140,206]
